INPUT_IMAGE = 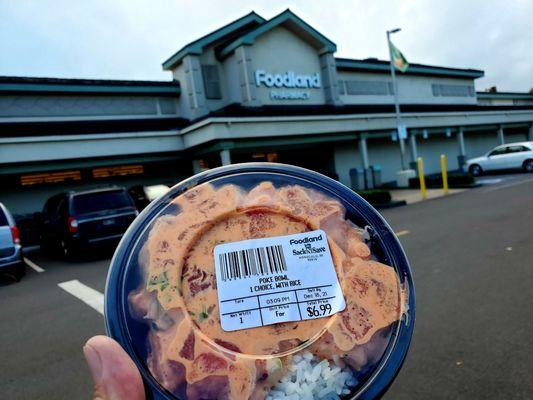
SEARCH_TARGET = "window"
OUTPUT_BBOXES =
[92,165,144,179]
[56,198,67,219]
[201,65,222,99]
[0,208,8,226]
[432,84,475,97]
[488,147,507,156]
[73,190,133,215]
[43,196,61,220]
[506,145,529,153]
[344,80,393,96]
[338,80,345,95]
[158,98,177,115]
[20,170,81,186]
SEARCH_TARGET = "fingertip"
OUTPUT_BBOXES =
[84,335,145,400]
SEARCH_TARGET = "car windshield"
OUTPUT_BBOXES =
[489,147,506,156]
[0,208,8,226]
[73,190,133,215]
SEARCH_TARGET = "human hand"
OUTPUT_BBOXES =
[83,335,145,400]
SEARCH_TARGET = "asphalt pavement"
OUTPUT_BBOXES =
[384,174,533,400]
[1,173,532,400]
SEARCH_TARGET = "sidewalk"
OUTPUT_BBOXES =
[389,188,466,205]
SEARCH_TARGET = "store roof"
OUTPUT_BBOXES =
[0,76,181,95]
[162,12,265,70]
[161,9,482,80]
[336,58,484,79]
[218,9,337,59]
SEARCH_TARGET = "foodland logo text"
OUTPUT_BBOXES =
[255,70,321,89]
[290,233,326,255]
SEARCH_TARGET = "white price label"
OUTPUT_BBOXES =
[214,230,346,332]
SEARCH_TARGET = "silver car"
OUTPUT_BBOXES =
[466,141,533,176]
[0,202,25,281]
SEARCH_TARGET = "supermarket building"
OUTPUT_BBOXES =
[1,9,533,215]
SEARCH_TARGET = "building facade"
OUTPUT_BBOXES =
[1,9,533,215]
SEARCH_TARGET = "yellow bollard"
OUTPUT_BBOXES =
[417,157,427,200]
[440,154,449,195]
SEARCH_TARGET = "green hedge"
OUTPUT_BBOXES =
[409,172,475,188]
[356,189,392,204]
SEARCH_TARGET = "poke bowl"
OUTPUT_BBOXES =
[105,163,415,400]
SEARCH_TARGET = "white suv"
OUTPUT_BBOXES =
[466,141,533,176]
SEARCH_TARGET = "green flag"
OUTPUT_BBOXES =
[390,41,409,72]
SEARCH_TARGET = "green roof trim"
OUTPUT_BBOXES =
[477,92,533,99]
[336,58,484,79]
[162,12,265,70]
[219,9,337,59]
[0,82,180,96]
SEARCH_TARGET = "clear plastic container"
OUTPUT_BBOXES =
[105,163,414,400]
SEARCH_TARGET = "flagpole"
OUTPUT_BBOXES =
[387,29,407,171]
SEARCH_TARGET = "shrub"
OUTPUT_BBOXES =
[356,189,392,204]
[409,172,475,188]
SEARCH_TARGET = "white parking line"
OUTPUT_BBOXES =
[23,257,45,273]
[482,176,533,193]
[476,178,503,185]
[58,280,104,315]
[395,230,410,237]
[22,245,40,252]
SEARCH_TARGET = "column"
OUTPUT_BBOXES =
[220,149,231,166]
[192,159,202,174]
[182,55,208,119]
[457,127,467,169]
[528,123,533,141]
[409,132,418,170]
[497,125,505,145]
[236,45,260,107]
[359,136,372,189]
[319,52,343,106]
[359,136,369,169]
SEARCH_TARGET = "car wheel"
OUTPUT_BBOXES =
[523,159,533,173]
[469,164,483,176]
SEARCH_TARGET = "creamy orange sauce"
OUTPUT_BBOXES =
[133,181,406,399]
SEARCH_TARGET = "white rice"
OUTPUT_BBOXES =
[266,352,357,400]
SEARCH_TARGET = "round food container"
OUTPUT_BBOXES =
[105,163,415,400]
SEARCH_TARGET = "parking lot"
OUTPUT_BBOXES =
[1,173,532,400]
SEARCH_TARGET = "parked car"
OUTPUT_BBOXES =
[466,141,533,176]
[40,187,138,258]
[0,202,25,281]
[128,184,170,211]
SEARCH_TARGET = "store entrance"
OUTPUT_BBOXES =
[232,146,337,180]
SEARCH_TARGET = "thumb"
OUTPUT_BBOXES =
[83,335,145,400]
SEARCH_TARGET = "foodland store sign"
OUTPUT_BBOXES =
[254,70,320,100]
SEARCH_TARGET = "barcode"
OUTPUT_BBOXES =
[218,245,288,281]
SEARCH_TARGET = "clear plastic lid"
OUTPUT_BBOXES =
[105,163,414,400]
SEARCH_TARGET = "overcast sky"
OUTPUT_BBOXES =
[1,0,531,92]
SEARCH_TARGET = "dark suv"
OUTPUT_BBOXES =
[40,187,138,258]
